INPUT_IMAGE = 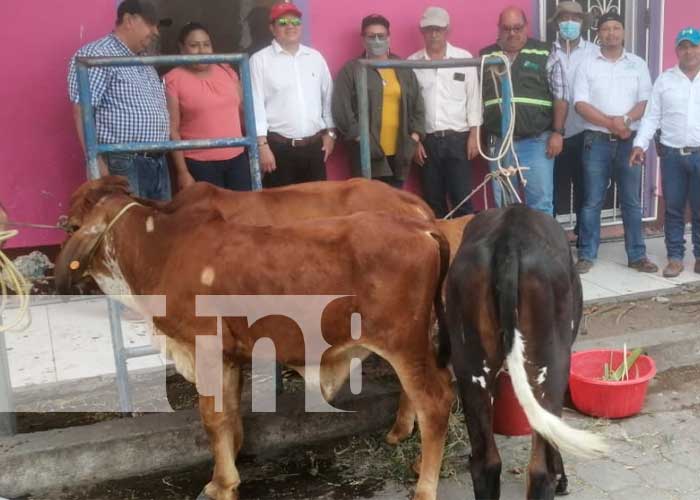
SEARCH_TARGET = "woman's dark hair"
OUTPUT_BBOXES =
[361,14,390,35]
[178,21,211,45]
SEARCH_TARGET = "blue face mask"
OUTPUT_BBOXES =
[559,20,582,41]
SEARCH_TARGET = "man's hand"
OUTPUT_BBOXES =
[546,132,564,158]
[321,134,335,162]
[629,146,645,167]
[609,116,630,138]
[259,144,277,173]
[467,132,480,160]
[178,171,196,191]
[414,141,428,166]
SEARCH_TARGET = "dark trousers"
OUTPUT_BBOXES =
[263,139,326,188]
[106,153,171,200]
[375,155,404,189]
[554,132,584,236]
[419,132,473,217]
[185,153,252,191]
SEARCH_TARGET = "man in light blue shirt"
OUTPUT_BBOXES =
[631,27,700,277]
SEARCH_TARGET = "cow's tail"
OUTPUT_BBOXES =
[430,229,451,368]
[495,240,609,459]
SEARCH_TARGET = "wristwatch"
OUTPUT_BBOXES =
[325,129,338,140]
[553,127,565,136]
[623,115,632,128]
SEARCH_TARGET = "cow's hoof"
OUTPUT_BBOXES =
[196,492,214,500]
[197,486,239,500]
[555,475,569,496]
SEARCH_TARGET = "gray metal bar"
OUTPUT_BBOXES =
[97,137,255,155]
[357,64,371,179]
[0,320,17,436]
[78,53,248,67]
[239,55,262,191]
[361,56,503,69]
[107,300,132,413]
[76,64,100,180]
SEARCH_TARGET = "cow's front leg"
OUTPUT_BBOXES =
[386,388,416,444]
[198,364,243,500]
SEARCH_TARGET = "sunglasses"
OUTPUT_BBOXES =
[276,17,302,27]
[500,24,525,34]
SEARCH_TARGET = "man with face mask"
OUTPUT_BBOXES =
[630,28,700,278]
[479,6,568,215]
[332,14,425,187]
[549,2,597,242]
[67,0,171,199]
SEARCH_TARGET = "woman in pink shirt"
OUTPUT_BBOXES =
[165,23,251,191]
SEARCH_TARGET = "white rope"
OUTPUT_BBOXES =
[0,230,31,332]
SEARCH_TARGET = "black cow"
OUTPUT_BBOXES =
[441,205,608,500]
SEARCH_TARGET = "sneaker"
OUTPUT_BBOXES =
[575,259,593,274]
[628,257,659,273]
[662,260,684,278]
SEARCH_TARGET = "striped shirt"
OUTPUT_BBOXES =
[68,33,169,144]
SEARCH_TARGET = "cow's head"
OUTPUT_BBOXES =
[55,176,132,294]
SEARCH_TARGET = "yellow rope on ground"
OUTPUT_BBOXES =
[0,229,31,332]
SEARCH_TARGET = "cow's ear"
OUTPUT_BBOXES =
[54,224,104,294]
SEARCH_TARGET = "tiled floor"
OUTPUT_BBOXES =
[1,237,698,389]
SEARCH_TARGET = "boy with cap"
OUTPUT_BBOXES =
[549,1,597,240]
[408,7,481,217]
[573,12,656,274]
[67,0,171,200]
[631,27,700,277]
[250,2,336,187]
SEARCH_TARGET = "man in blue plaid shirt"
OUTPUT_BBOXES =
[68,0,171,200]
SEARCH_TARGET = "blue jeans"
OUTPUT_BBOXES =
[659,146,700,260]
[106,153,171,200]
[420,132,473,217]
[488,132,554,214]
[578,132,645,263]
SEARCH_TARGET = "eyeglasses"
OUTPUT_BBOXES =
[364,33,388,41]
[276,17,302,27]
[500,24,525,34]
[420,26,447,34]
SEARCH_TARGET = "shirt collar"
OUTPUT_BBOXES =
[109,32,136,56]
[596,46,630,62]
[671,64,700,82]
[554,38,589,52]
[271,39,311,56]
[418,42,459,61]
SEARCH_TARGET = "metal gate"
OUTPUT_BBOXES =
[540,0,664,229]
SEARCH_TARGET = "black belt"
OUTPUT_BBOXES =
[675,146,700,156]
[586,130,636,142]
[426,129,467,138]
[268,131,322,147]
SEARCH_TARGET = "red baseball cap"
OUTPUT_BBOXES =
[269,2,302,23]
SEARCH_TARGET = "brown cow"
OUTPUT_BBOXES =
[55,177,454,500]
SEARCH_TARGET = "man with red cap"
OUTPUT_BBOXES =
[250,1,336,187]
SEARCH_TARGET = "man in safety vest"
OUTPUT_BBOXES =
[479,6,567,215]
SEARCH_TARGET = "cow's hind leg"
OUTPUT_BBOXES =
[455,370,501,500]
[552,447,568,495]
[198,364,243,500]
[386,388,416,444]
[393,360,454,500]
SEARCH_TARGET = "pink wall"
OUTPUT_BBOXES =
[662,1,694,70]
[0,1,115,248]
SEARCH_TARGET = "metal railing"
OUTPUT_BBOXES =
[75,53,262,412]
[355,57,512,177]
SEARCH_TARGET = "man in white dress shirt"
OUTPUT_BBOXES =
[573,12,657,274]
[250,1,336,187]
[408,6,482,217]
[630,27,700,277]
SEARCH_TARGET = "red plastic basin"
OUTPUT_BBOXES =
[493,371,531,436]
[569,349,656,419]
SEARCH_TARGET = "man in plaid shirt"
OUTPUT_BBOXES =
[68,0,171,200]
